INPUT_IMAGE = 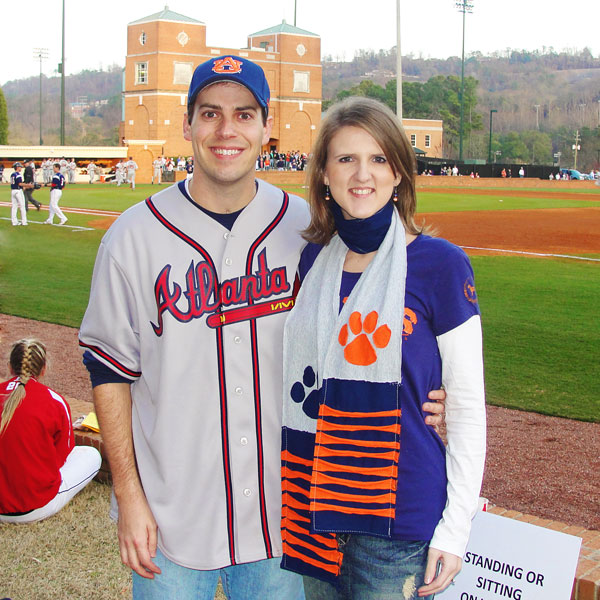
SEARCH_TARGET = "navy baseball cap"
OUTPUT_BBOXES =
[187,55,270,115]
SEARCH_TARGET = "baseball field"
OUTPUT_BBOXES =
[1,180,599,422]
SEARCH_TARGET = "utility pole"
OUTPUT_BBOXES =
[60,0,66,145]
[572,130,581,170]
[488,109,497,163]
[534,104,540,130]
[396,0,403,121]
[33,48,48,146]
[456,0,473,162]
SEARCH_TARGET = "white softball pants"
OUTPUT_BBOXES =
[48,189,67,223]
[0,445,101,523]
[11,189,26,225]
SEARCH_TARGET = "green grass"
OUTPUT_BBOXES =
[473,255,599,422]
[1,184,598,422]
[0,217,104,327]
[416,191,600,212]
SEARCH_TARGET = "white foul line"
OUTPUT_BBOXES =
[0,217,94,231]
[461,246,600,262]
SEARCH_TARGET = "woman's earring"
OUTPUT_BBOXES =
[324,185,331,201]
[393,186,398,201]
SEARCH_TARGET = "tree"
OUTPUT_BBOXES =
[0,87,8,144]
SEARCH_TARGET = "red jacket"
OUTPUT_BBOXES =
[0,378,74,513]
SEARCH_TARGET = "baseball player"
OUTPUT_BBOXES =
[79,55,446,600]
[44,163,68,225]
[10,162,28,226]
[87,161,96,184]
[125,156,138,189]
[151,156,162,184]
[114,161,125,186]
[59,157,68,177]
[68,159,77,184]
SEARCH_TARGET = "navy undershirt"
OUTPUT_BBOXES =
[84,207,243,387]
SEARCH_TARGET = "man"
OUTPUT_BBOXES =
[10,162,27,226]
[151,156,162,184]
[125,156,138,189]
[185,156,194,179]
[79,56,445,600]
[23,159,41,211]
[68,159,77,184]
[87,161,96,184]
[44,163,68,225]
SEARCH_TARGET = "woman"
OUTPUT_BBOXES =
[0,339,101,523]
[281,97,486,599]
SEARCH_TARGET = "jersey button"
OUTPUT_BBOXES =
[235,386,243,395]
[243,488,252,497]
[223,232,230,240]
[240,437,248,446]
[225,257,233,266]
[234,336,241,344]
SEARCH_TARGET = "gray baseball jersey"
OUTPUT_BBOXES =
[79,179,309,569]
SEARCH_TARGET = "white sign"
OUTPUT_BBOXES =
[437,511,582,600]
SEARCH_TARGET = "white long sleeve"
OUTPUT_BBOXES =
[429,314,487,558]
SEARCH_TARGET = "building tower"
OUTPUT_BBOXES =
[122,8,321,182]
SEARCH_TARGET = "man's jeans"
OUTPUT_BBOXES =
[303,535,431,600]
[133,548,305,600]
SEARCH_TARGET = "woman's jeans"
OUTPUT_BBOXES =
[303,535,431,600]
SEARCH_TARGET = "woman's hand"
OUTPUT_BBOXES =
[418,547,462,597]
[422,388,446,432]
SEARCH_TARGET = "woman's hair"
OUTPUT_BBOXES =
[304,96,421,245]
[0,339,47,436]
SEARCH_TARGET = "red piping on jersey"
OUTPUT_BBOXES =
[244,191,290,558]
[146,196,237,566]
[78,341,141,378]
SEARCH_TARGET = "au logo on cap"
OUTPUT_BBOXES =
[212,57,243,74]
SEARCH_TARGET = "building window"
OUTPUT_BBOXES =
[135,62,148,85]
[173,62,194,86]
[425,135,431,148]
[410,134,416,147]
[139,32,146,46]
[293,71,310,93]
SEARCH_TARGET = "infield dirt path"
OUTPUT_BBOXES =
[420,207,600,256]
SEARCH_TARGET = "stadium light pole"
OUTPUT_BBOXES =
[488,109,497,163]
[60,0,65,145]
[34,48,49,146]
[396,0,403,121]
[456,0,473,162]
[534,104,540,130]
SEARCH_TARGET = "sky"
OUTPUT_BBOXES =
[2,0,599,86]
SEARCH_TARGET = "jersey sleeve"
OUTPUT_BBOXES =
[429,315,486,558]
[48,388,75,469]
[79,240,142,380]
[431,246,480,336]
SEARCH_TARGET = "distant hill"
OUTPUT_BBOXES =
[3,49,599,167]
[2,65,122,146]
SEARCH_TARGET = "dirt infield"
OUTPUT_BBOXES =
[420,207,600,257]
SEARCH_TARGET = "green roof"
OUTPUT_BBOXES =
[249,20,318,37]
[129,6,203,26]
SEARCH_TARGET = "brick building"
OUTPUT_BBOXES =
[121,8,322,182]
[403,118,444,159]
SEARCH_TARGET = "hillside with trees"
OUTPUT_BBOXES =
[323,47,600,170]
[2,48,599,170]
[2,66,122,146]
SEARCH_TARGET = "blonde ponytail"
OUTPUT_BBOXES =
[0,339,47,436]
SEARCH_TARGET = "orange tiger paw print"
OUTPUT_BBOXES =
[338,311,391,366]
